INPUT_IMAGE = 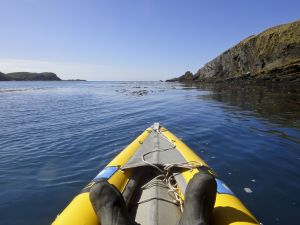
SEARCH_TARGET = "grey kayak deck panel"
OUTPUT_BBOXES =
[122,131,187,169]
[130,177,181,225]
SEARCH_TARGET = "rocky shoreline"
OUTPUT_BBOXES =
[0,72,87,81]
[0,72,61,81]
[167,19,300,87]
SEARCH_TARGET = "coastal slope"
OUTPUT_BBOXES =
[0,72,10,81]
[167,19,300,83]
[0,72,61,81]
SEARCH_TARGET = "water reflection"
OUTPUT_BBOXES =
[188,83,300,128]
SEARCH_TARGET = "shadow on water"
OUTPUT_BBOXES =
[0,81,299,225]
[179,82,300,225]
[189,82,300,128]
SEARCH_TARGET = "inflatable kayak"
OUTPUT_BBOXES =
[52,123,259,225]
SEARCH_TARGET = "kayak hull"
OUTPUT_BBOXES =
[52,125,259,225]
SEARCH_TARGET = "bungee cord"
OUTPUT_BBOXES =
[140,130,205,212]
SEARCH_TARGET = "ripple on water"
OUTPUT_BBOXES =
[0,81,299,225]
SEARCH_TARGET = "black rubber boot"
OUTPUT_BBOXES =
[89,180,139,225]
[177,172,217,225]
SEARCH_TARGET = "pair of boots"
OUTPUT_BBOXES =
[89,172,217,225]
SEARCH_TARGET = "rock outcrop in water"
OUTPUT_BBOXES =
[0,72,61,81]
[172,71,194,82]
[167,19,300,84]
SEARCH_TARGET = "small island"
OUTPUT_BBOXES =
[65,79,86,81]
[167,19,300,85]
[0,72,86,81]
[0,72,61,81]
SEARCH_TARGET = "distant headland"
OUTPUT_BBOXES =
[167,19,300,85]
[0,72,61,81]
[0,72,86,81]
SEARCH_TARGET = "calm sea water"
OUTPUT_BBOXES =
[0,81,299,225]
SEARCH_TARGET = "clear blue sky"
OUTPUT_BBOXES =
[0,0,299,81]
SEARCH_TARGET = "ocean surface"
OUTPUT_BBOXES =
[0,81,299,225]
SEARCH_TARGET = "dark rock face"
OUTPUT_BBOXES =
[0,72,11,81]
[168,19,300,84]
[166,71,194,82]
[1,72,61,81]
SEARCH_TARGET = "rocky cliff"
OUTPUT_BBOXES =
[167,19,300,84]
[0,72,61,81]
[171,71,194,82]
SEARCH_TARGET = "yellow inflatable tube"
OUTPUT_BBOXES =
[52,126,259,225]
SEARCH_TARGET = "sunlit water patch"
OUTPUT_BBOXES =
[0,81,299,225]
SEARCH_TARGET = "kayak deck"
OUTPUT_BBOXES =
[127,168,181,225]
[52,123,259,225]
